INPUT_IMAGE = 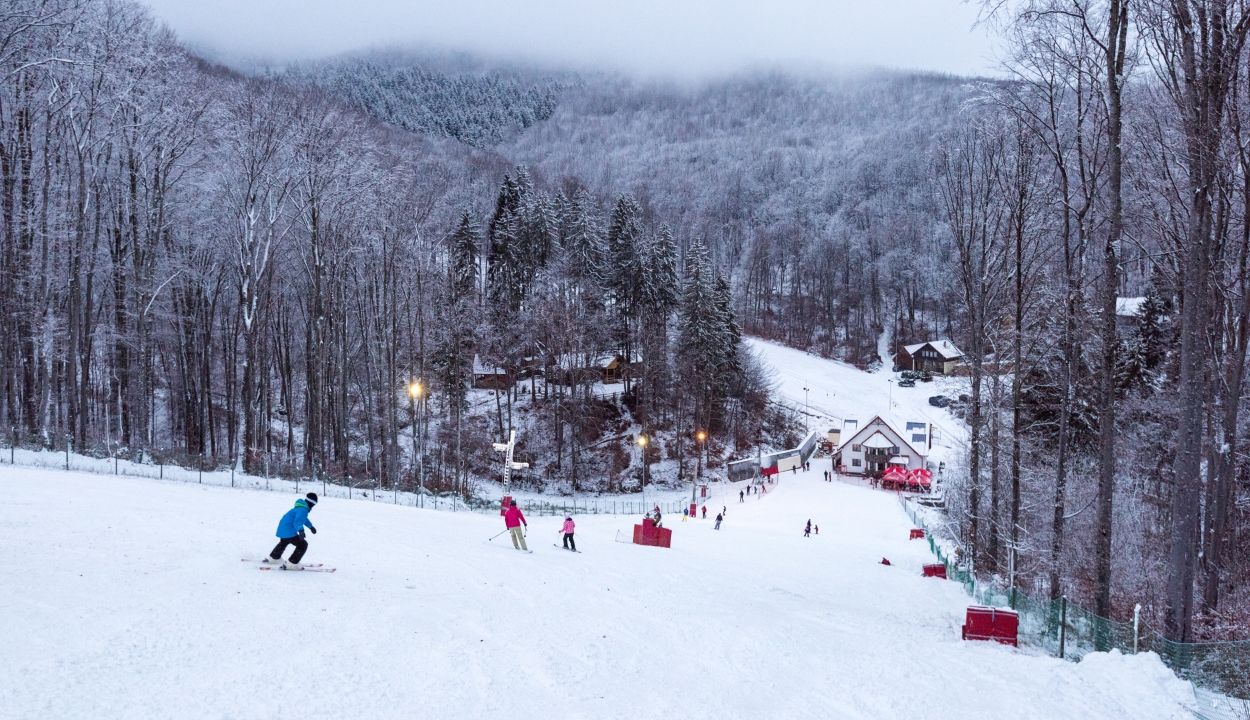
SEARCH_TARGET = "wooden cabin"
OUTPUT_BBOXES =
[472,356,512,390]
[895,340,964,375]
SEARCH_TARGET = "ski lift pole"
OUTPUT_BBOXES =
[493,430,529,499]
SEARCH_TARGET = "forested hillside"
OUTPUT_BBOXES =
[280,57,566,147]
[4,0,1250,649]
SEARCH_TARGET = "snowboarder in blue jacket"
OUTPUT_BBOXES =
[266,493,318,569]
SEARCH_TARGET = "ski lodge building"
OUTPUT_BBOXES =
[834,416,930,476]
[894,340,963,375]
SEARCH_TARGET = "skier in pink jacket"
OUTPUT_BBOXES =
[559,515,576,552]
[504,500,528,551]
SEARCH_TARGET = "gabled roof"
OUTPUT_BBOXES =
[840,415,928,457]
[903,340,963,360]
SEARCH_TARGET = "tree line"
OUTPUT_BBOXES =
[936,0,1250,644]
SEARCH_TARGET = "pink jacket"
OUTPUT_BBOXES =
[504,506,526,529]
[561,519,575,534]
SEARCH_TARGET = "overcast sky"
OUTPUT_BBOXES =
[141,0,997,78]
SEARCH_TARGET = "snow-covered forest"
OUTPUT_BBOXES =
[3,0,1250,651]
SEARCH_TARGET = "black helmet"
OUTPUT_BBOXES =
[510,500,517,507]
[305,492,318,507]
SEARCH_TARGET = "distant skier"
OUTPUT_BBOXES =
[804,520,811,537]
[714,512,723,530]
[559,515,576,551]
[504,500,528,551]
[701,505,707,519]
[652,506,663,527]
[815,524,819,535]
[739,490,744,503]
[266,493,318,570]
[682,507,689,522]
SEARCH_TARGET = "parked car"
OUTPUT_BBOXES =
[898,379,916,388]
[928,395,951,408]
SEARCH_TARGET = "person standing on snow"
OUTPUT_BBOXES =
[266,493,318,569]
[505,500,528,551]
[714,512,723,530]
[804,520,811,537]
[682,507,689,522]
[559,515,576,551]
[701,505,707,519]
[739,490,744,503]
[652,506,663,527]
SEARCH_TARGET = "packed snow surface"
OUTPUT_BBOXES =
[1,462,1194,719]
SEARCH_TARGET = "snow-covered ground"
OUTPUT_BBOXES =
[1,459,1194,719]
[746,336,968,467]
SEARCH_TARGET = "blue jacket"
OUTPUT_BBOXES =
[276,499,315,538]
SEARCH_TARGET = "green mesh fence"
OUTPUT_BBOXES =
[900,497,1250,703]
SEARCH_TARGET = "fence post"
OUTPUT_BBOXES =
[1059,596,1068,659]
[1133,603,1141,654]
[66,437,71,470]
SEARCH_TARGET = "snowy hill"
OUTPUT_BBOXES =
[1,462,1194,719]
[746,336,968,465]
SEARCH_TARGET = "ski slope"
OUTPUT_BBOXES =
[0,463,1194,719]
[747,336,968,464]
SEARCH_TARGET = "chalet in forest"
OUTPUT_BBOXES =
[834,416,929,476]
[473,356,512,390]
[553,354,641,386]
[599,355,639,384]
[895,340,964,375]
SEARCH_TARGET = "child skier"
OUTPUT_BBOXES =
[682,507,689,522]
[266,493,318,570]
[559,515,576,551]
[504,500,528,551]
[714,512,723,530]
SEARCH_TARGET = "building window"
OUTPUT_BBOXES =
[891,446,900,455]
[852,444,861,451]
[851,459,861,467]
[912,434,926,443]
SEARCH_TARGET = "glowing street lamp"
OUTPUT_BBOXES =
[637,435,649,488]
[409,380,425,506]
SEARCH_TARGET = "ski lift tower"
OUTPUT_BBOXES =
[493,430,529,499]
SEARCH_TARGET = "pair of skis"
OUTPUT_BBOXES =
[244,558,337,572]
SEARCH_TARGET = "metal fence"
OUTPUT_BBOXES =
[0,445,697,520]
[901,496,1250,718]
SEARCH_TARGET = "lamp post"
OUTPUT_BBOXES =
[887,379,893,411]
[694,430,706,507]
[696,431,706,478]
[803,384,810,434]
[409,381,424,507]
[637,435,649,489]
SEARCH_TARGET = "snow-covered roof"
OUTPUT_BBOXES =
[903,340,963,360]
[473,355,508,375]
[1117,297,1145,317]
[840,416,928,457]
[862,433,894,449]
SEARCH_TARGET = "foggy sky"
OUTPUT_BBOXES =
[141,0,996,77]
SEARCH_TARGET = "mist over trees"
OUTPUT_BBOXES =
[5,0,1250,644]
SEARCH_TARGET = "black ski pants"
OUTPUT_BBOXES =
[563,533,576,551]
[270,533,308,563]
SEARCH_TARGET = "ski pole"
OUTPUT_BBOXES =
[489,529,508,541]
